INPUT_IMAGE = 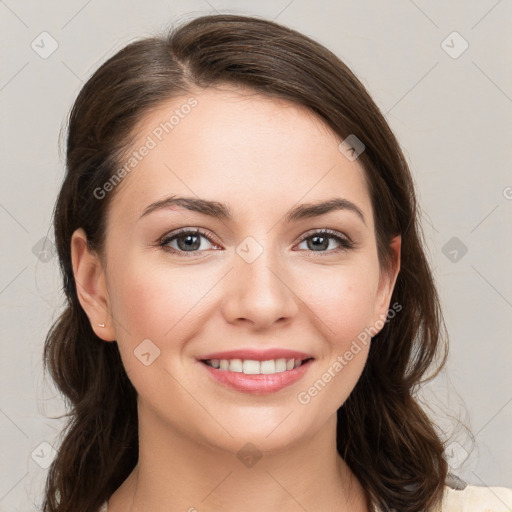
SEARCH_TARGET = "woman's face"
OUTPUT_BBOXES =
[74,86,400,455]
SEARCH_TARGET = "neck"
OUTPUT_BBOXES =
[108,407,370,512]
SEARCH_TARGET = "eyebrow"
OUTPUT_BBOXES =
[139,195,366,226]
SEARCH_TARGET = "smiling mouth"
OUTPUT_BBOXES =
[200,357,314,375]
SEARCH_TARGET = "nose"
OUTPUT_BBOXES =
[220,245,299,331]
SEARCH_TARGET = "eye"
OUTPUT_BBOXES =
[158,227,355,257]
[158,228,220,256]
[295,229,355,256]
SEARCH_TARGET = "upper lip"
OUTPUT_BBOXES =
[198,348,314,362]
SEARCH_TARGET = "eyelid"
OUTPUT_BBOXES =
[297,228,353,244]
[158,227,221,248]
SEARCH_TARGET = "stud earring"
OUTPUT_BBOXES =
[98,323,106,328]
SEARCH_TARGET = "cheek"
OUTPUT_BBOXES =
[297,260,380,348]
[105,257,211,400]
[108,256,212,339]
[293,261,378,406]
[108,250,380,362]
[103,248,380,444]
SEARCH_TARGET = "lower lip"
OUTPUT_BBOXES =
[199,359,314,394]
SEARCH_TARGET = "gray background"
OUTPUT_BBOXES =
[1,0,511,509]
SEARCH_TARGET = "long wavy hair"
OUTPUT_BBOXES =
[43,13,450,512]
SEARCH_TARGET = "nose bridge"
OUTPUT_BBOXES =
[239,240,281,291]
[222,233,298,327]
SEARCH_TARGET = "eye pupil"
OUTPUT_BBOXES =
[178,234,201,251]
[309,235,329,251]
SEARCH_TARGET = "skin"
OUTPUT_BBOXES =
[72,85,401,512]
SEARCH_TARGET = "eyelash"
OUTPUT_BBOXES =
[158,228,355,257]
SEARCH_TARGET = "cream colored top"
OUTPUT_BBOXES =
[436,485,512,511]
[97,484,512,511]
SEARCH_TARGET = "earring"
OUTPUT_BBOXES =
[98,323,106,328]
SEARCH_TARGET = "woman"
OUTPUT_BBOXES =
[42,13,512,512]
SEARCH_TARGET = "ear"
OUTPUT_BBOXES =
[70,228,117,341]
[371,234,401,331]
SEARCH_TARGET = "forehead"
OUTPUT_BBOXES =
[107,86,373,227]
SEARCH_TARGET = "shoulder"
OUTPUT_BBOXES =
[441,482,512,511]
[371,477,512,512]
[97,485,512,512]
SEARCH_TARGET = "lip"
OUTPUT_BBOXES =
[197,349,315,394]
[198,348,314,361]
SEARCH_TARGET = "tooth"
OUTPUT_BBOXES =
[260,359,276,374]
[211,357,307,373]
[243,360,261,374]
[275,358,287,372]
[229,359,243,372]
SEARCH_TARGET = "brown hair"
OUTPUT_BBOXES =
[43,13,449,512]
